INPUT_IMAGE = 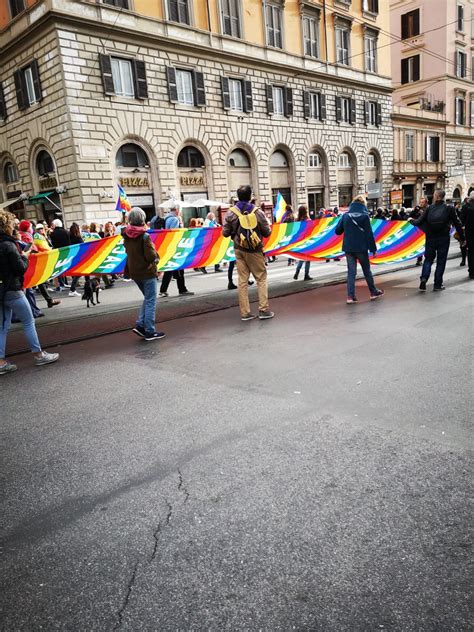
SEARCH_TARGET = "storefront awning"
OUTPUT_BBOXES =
[0,197,21,210]
[28,192,54,203]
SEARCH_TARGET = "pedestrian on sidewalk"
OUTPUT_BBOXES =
[410,189,465,291]
[335,194,384,304]
[68,223,84,296]
[460,191,474,279]
[122,207,165,342]
[410,198,428,266]
[159,205,194,297]
[293,205,313,281]
[282,205,296,266]
[0,210,59,375]
[222,184,273,321]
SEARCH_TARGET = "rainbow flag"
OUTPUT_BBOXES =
[115,184,132,213]
[273,192,287,223]
[23,220,426,289]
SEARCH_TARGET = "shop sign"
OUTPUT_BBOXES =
[390,190,403,205]
[180,174,204,186]
[128,194,154,206]
[39,176,58,190]
[119,177,150,188]
[447,165,465,178]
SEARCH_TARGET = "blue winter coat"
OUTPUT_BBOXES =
[335,201,377,254]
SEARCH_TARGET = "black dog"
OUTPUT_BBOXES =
[82,277,101,308]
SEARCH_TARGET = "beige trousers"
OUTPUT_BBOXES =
[235,249,269,316]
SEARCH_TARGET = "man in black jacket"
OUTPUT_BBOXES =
[460,191,474,279]
[49,218,70,289]
[410,189,465,291]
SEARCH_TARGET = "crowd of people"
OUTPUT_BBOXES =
[0,186,472,374]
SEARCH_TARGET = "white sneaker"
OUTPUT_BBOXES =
[34,352,59,366]
[69,291,81,297]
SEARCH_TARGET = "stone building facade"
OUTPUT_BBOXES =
[0,0,393,225]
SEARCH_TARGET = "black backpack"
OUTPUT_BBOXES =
[150,215,165,230]
[427,203,450,227]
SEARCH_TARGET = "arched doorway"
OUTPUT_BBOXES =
[336,150,356,209]
[227,148,253,198]
[29,149,63,224]
[270,148,293,206]
[177,145,209,225]
[452,186,462,204]
[115,142,155,221]
[306,147,328,217]
[365,150,381,211]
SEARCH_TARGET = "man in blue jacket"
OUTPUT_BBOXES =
[335,195,384,304]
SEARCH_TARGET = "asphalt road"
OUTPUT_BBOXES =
[1,260,472,631]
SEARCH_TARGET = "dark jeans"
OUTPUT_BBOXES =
[228,260,235,284]
[421,235,450,287]
[37,283,54,306]
[70,277,81,292]
[160,270,187,294]
[345,251,377,298]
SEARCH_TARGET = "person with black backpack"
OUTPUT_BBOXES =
[410,189,465,291]
[222,185,273,321]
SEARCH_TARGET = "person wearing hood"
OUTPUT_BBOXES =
[335,195,384,304]
[0,210,59,375]
[159,205,194,297]
[122,207,165,342]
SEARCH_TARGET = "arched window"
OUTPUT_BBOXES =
[36,150,55,176]
[270,150,289,167]
[308,152,322,168]
[338,152,351,168]
[366,152,377,168]
[178,146,205,168]
[116,143,149,168]
[4,162,19,184]
[228,149,250,168]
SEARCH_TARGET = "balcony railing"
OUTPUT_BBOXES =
[419,97,445,113]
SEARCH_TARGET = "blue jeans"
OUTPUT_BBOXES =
[345,252,377,298]
[296,260,311,277]
[421,235,450,287]
[134,278,158,335]
[1,291,42,358]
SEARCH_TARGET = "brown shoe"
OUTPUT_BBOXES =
[47,299,61,308]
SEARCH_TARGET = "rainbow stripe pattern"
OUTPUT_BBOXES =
[115,185,132,213]
[273,192,287,223]
[23,220,426,289]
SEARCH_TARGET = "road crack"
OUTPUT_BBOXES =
[149,501,172,563]
[178,469,190,503]
[114,561,139,631]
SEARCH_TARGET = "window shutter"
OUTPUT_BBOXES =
[244,80,253,112]
[374,0,379,12]
[303,90,310,119]
[401,58,408,84]
[432,137,440,162]
[13,69,28,111]
[30,59,42,102]
[376,102,382,126]
[284,86,293,117]
[133,60,148,99]
[194,71,206,107]
[99,54,115,96]
[319,93,326,120]
[335,96,342,122]
[266,84,274,114]
[364,101,369,125]
[425,136,430,161]
[413,9,419,36]
[401,13,408,39]
[221,76,231,110]
[349,98,356,124]
[0,82,6,120]
[166,66,178,102]
[169,0,179,22]
[413,55,420,81]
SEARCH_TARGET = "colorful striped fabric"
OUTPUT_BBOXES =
[23,220,425,289]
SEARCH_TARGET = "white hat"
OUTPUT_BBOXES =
[469,191,474,199]
[35,223,44,229]
[52,218,63,228]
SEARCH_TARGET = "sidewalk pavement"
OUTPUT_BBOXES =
[7,254,462,355]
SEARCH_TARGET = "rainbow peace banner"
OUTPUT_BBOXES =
[273,192,287,223]
[115,184,132,213]
[23,219,425,289]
